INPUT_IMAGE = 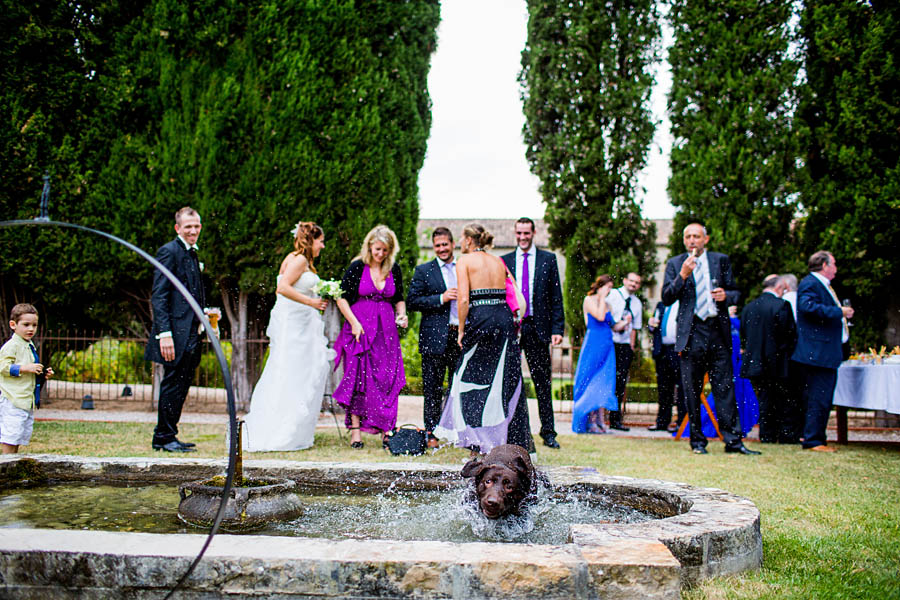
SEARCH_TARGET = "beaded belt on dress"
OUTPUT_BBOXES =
[470,298,506,307]
[469,288,505,307]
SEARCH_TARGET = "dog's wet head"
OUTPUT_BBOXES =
[461,446,534,519]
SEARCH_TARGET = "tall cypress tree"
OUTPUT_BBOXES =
[667,0,800,301]
[519,0,660,342]
[1,0,439,404]
[91,0,438,404]
[0,0,148,329]
[798,1,900,348]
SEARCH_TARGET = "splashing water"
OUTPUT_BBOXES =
[0,480,654,544]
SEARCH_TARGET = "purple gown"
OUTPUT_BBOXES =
[333,265,406,433]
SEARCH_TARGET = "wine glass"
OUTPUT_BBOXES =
[710,277,719,303]
[842,298,853,327]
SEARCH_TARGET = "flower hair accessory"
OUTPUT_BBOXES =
[290,221,301,237]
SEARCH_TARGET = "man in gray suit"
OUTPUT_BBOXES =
[662,223,759,456]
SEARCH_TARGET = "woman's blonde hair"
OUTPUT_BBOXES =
[355,225,399,272]
[293,222,324,273]
[462,223,494,249]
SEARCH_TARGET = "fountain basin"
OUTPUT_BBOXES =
[178,476,303,530]
[0,455,762,599]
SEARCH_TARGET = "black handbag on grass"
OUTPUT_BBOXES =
[383,424,427,456]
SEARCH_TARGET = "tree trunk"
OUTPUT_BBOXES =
[151,362,163,411]
[222,286,251,412]
[321,302,344,415]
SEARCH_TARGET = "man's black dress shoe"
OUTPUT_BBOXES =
[542,435,561,449]
[153,441,196,452]
[647,425,669,431]
[609,424,630,432]
[175,439,196,448]
[692,447,708,455]
[725,445,761,455]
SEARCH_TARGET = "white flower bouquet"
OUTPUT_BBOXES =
[313,279,343,300]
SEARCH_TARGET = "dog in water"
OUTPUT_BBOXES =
[461,444,539,519]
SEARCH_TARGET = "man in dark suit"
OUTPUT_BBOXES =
[739,275,798,443]
[407,227,462,448]
[502,217,565,449]
[647,300,685,432]
[790,251,853,452]
[662,222,759,455]
[145,207,208,452]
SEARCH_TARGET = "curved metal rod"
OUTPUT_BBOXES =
[0,219,238,598]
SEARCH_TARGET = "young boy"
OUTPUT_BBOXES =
[0,303,53,454]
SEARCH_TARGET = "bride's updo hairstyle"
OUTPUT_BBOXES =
[357,224,399,272]
[462,223,494,249]
[293,221,324,273]
[588,274,613,295]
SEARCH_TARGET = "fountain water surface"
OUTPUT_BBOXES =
[0,455,762,599]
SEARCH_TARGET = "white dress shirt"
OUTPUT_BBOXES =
[692,251,718,318]
[515,246,536,313]
[436,257,459,326]
[661,300,679,345]
[607,287,643,344]
[782,290,797,321]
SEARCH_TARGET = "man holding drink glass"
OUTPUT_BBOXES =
[662,223,760,456]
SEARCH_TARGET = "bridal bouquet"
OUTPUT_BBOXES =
[313,279,343,300]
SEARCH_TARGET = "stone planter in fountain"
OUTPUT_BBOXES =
[177,420,303,530]
[178,475,302,530]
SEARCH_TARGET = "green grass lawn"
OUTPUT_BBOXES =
[24,420,900,599]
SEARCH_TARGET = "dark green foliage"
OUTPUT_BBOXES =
[1,0,438,336]
[797,1,900,348]
[667,0,800,304]
[0,0,148,330]
[520,0,661,342]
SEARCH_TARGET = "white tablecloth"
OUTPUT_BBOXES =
[833,363,900,414]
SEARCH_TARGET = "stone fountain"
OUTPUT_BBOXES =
[0,455,761,599]
[177,420,302,530]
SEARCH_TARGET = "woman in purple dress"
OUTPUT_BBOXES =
[334,225,408,448]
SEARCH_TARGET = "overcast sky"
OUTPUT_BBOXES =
[418,0,674,220]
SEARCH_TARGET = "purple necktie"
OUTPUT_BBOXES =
[522,252,531,318]
[444,262,458,322]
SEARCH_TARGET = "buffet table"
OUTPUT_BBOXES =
[832,361,900,443]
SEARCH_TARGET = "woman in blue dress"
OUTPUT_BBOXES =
[572,275,629,434]
[679,307,759,439]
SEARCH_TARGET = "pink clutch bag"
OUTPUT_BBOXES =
[505,276,520,314]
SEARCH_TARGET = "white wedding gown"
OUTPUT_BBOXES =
[242,271,335,451]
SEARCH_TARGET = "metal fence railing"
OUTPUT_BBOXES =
[35,330,584,414]
[37,331,269,410]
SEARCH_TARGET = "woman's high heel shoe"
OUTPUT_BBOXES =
[348,426,364,449]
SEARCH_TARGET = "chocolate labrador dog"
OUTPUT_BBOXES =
[461,444,539,519]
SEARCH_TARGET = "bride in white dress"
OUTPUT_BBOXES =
[242,222,335,451]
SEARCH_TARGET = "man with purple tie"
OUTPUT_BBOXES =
[502,218,565,449]
[407,227,463,447]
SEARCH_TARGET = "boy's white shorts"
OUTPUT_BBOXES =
[0,394,34,446]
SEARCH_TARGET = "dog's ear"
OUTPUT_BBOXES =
[511,456,532,487]
[511,455,530,477]
[461,456,485,479]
